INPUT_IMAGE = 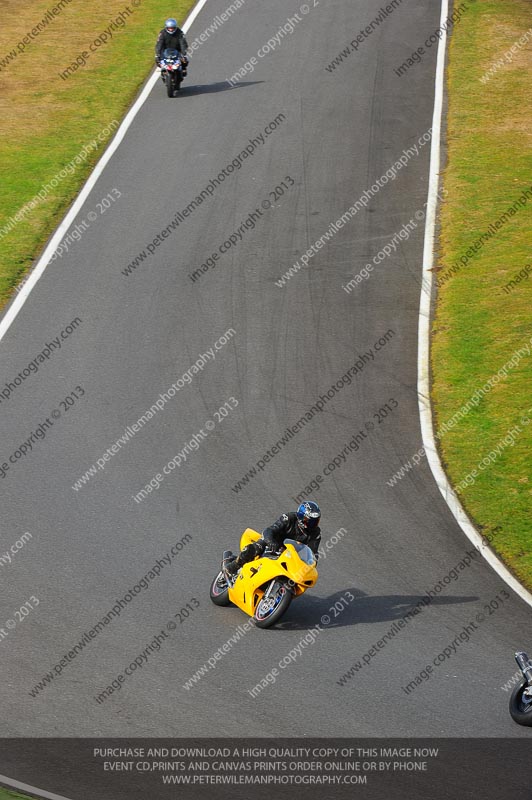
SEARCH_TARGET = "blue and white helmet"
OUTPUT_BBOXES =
[296,501,321,533]
[165,18,178,32]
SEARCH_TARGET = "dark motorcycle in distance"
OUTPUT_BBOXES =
[159,48,185,97]
[509,651,532,726]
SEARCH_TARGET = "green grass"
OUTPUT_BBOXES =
[0,0,196,307]
[433,0,532,587]
[0,789,35,800]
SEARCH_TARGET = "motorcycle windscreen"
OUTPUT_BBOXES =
[163,48,180,59]
[282,539,316,565]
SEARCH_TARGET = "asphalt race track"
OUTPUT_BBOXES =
[1,0,531,794]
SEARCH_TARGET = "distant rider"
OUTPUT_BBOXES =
[224,502,322,576]
[155,17,189,76]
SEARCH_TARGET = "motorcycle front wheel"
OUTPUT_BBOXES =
[166,72,175,97]
[509,680,532,726]
[254,582,292,628]
[210,571,230,606]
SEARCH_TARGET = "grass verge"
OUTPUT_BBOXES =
[433,0,532,588]
[0,789,35,800]
[0,0,196,309]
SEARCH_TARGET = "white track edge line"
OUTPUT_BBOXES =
[418,0,532,609]
[0,0,211,343]
[0,774,74,800]
[0,0,211,794]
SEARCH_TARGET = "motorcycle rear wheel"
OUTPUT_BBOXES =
[509,680,532,726]
[210,571,230,606]
[254,582,292,628]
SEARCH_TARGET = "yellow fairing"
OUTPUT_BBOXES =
[239,528,262,550]
[228,529,318,617]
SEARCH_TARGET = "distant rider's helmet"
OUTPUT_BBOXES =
[296,502,321,534]
[165,18,178,33]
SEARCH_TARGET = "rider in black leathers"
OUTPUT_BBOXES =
[225,503,322,575]
[155,18,189,75]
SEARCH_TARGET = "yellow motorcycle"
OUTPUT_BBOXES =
[210,528,318,628]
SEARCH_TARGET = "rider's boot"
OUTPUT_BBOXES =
[224,556,241,576]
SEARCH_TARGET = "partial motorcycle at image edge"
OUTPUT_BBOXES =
[509,651,532,726]
[210,529,318,628]
[159,48,185,97]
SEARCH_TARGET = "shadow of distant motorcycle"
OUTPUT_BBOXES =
[179,80,265,97]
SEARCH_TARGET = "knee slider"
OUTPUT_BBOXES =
[244,540,265,560]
